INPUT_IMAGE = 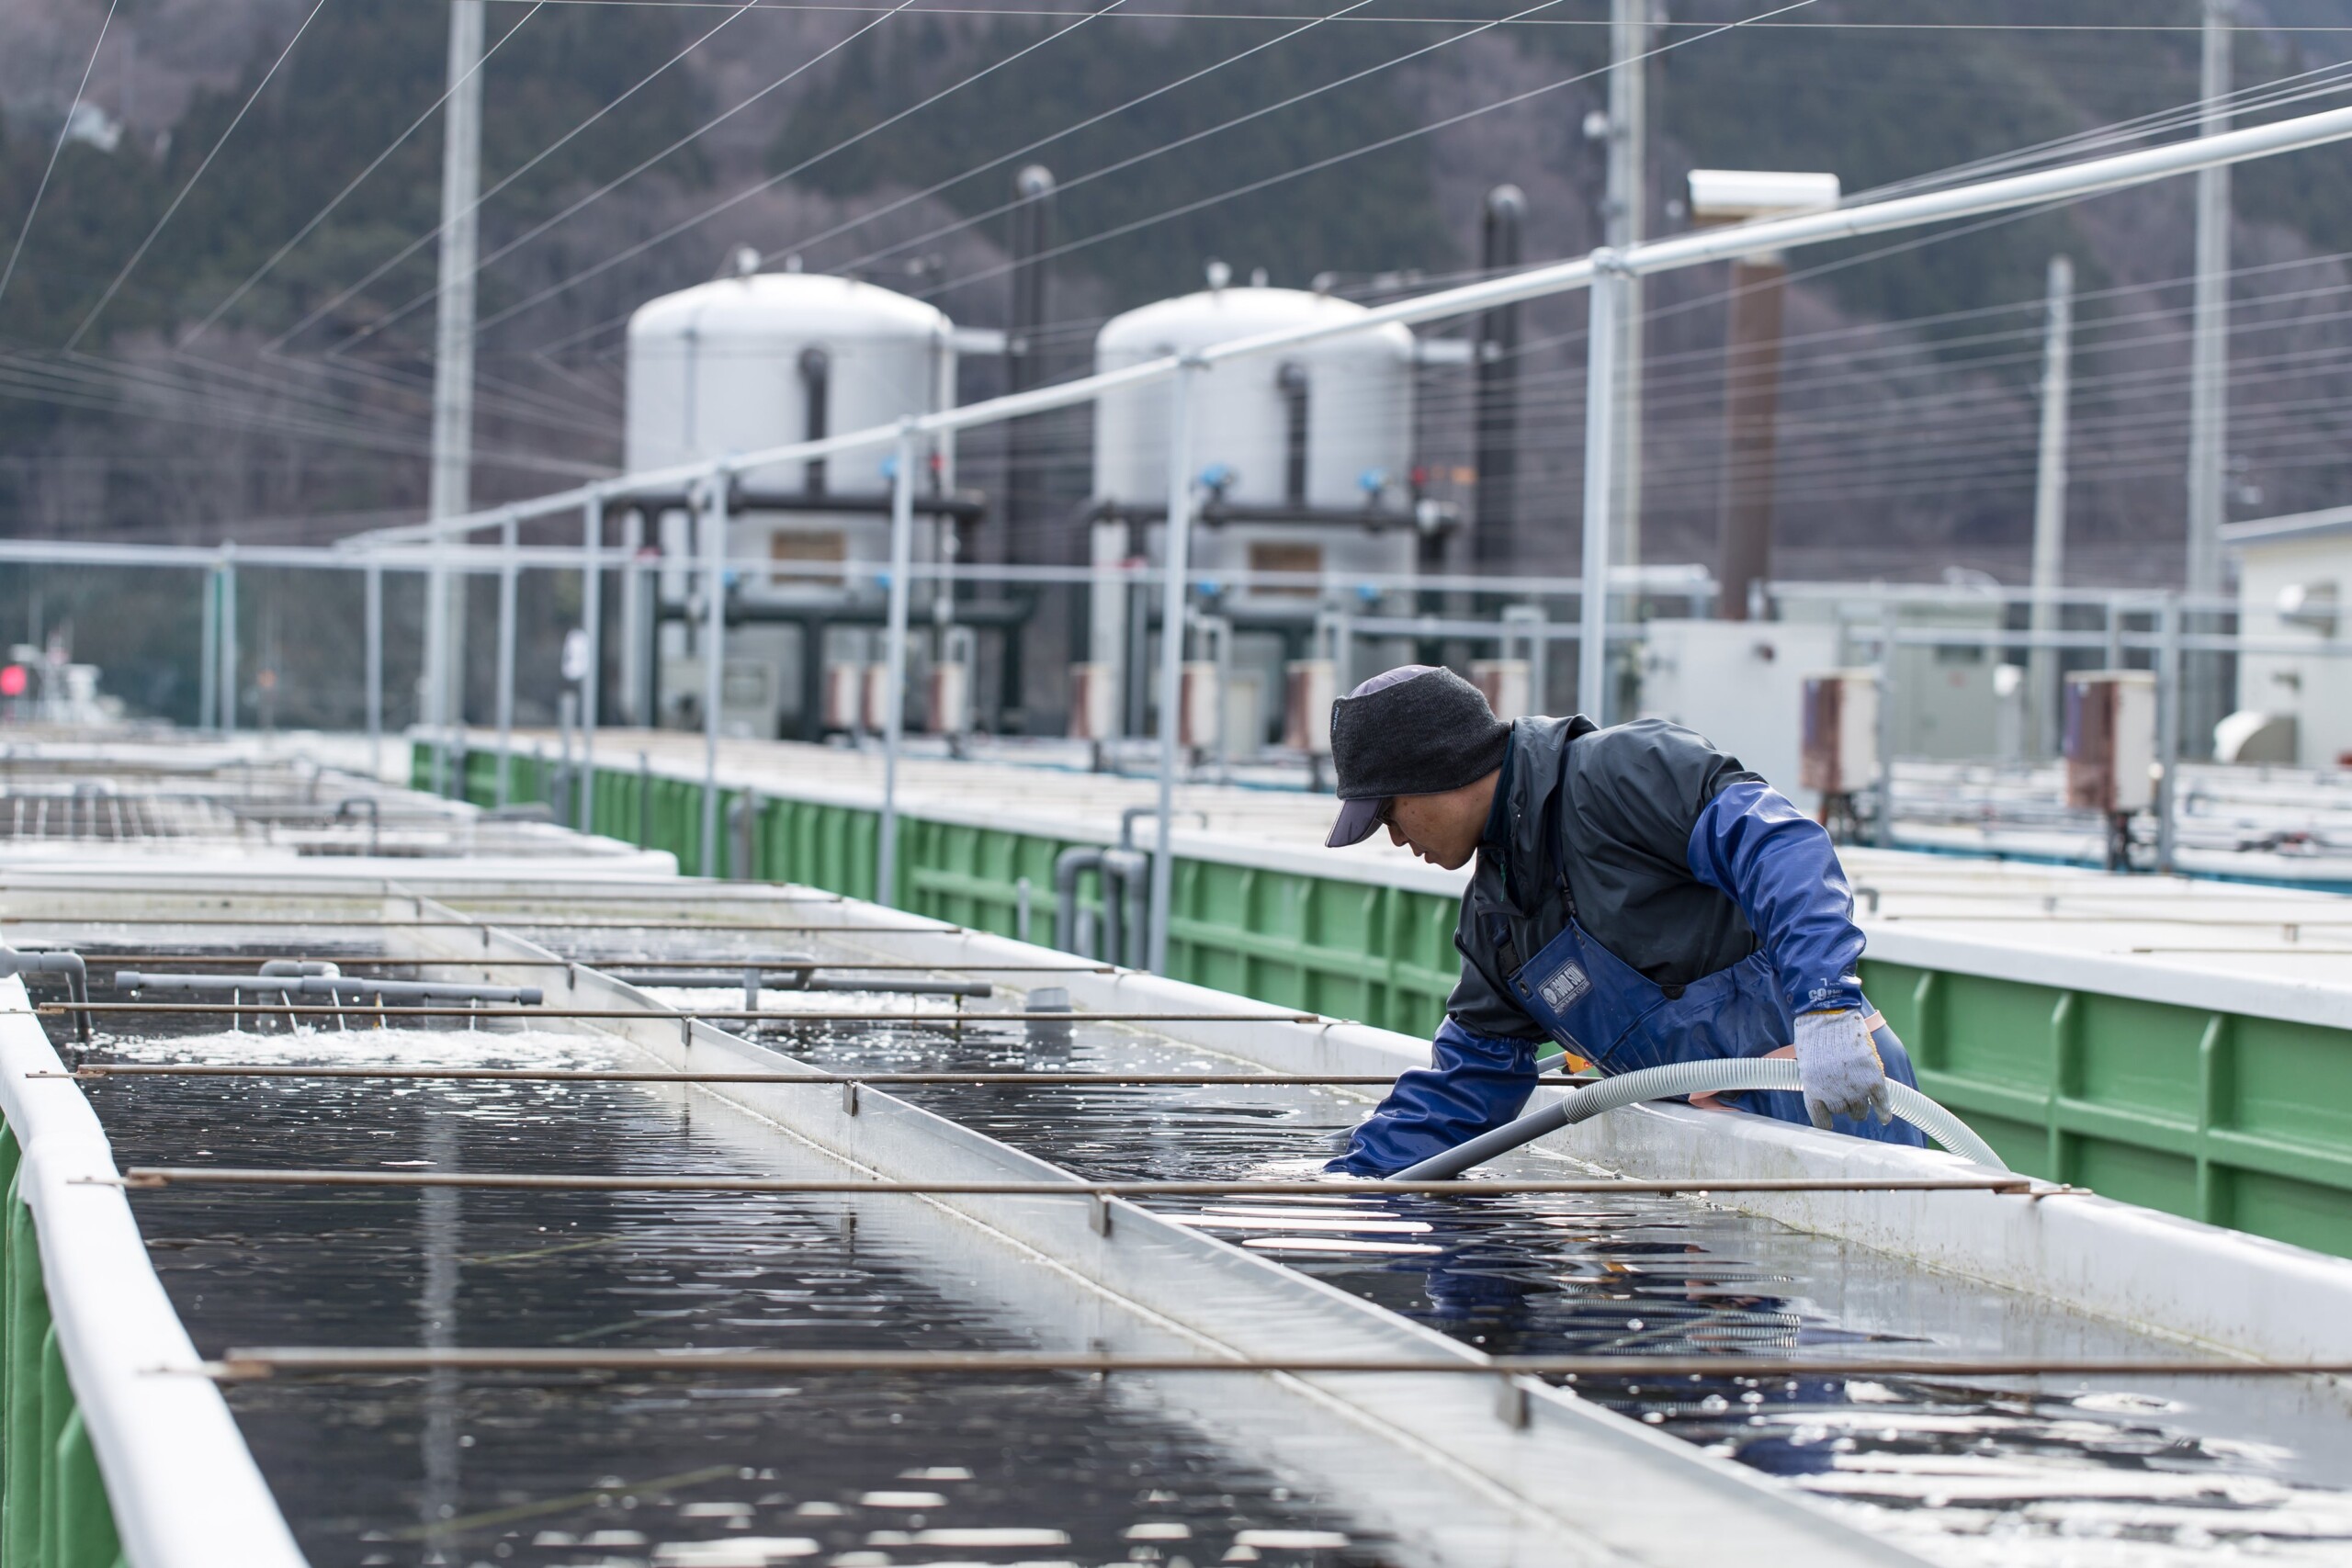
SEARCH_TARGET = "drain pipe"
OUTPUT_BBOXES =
[0,947,91,1042]
[334,797,381,855]
[1117,806,1203,971]
[1102,847,1151,970]
[1388,1058,2006,1180]
[727,786,762,881]
[1053,845,1106,956]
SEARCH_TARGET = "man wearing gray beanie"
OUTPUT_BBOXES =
[1322,664,1923,1174]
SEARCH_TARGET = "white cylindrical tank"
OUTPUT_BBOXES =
[627,270,953,496]
[1090,279,1418,746]
[626,270,956,735]
[1092,283,1414,521]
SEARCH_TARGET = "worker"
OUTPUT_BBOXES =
[1321,665,1925,1174]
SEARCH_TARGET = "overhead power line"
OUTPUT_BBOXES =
[64,0,336,352]
[453,0,1140,344]
[0,0,122,313]
[269,0,776,355]
[902,0,1822,301]
[181,2,548,347]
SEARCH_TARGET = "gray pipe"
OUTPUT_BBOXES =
[1102,847,1151,970]
[257,960,341,978]
[1053,845,1106,956]
[601,968,989,999]
[1388,1058,2006,1181]
[0,947,91,1042]
[118,973,544,1007]
[333,798,381,855]
[1098,857,1125,972]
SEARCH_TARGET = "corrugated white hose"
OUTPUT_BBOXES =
[1388,1057,2007,1181]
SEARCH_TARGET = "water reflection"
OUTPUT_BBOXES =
[79,1021,1371,1568]
[775,1001,2352,1565]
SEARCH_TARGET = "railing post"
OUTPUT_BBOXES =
[579,491,603,831]
[364,558,384,780]
[1148,359,1201,975]
[877,423,917,909]
[697,470,731,877]
[494,518,517,808]
[1577,252,1623,721]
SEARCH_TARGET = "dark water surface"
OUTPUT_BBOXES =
[61,919,2352,1568]
[761,1000,2352,1568]
[81,1018,1371,1568]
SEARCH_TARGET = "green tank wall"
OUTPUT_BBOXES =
[422,744,2352,1260]
[0,1128,126,1568]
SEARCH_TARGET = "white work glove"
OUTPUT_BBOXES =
[1792,1010,1893,1130]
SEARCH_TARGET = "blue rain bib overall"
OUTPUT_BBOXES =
[1503,789,1927,1147]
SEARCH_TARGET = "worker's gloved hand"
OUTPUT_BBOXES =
[1792,1010,1892,1130]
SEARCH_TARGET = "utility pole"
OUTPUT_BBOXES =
[2185,0,2233,755]
[424,0,484,753]
[1604,0,1649,590]
[2029,254,2074,758]
[1474,188,1524,575]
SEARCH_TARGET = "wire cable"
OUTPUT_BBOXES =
[451,0,1139,345]
[64,0,335,352]
[180,2,547,347]
[269,0,776,355]
[900,0,1820,300]
[0,0,121,313]
[831,0,1576,280]
[752,0,1388,276]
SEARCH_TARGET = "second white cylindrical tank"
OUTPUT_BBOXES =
[1091,283,1415,513]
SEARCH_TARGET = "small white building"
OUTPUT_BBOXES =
[2222,506,2352,769]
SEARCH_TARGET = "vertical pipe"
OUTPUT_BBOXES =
[198,565,219,732]
[2029,254,2075,760]
[425,0,484,741]
[1474,187,1525,574]
[423,541,448,794]
[364,558,384,779]
[219,552,238,739]
[557,690,577,829]
[877,426,917,908]
[620,505,647,727]
[1007,164,1056,556]
[1577,260,1621,721]
[2185,0,2234,757]
[493,519,516,808]
[2157,594,2181,874]
[579,493,603,829]
[1605,0,1648,585]
[1874,606,1896,849]
[698,474,729,877]
[1714,255,1788,621]
[1147,361,1199,976]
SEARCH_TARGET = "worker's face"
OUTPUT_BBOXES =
[1385,778,1493,871]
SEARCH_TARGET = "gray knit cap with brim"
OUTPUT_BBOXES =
[1325,665,1510,847]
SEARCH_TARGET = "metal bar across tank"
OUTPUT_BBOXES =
[200,1348,2352,1381]
[117,1165,2038,1197]
[40,1002,1324,1022]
